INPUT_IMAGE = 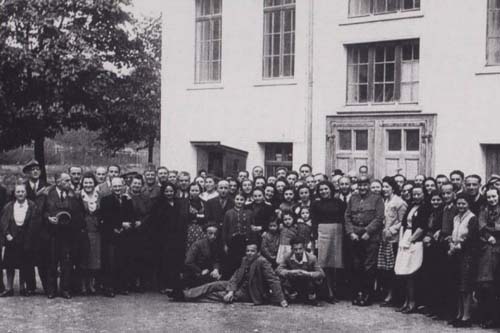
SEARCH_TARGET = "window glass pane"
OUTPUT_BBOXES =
[387,0,398,11]
[355,130,368,151]
[400,83,412,102]
[359,64,368,83]
[402,44,413,60]
[406,129,420,151]
[375,64,384,82]
[213,0,221,14]
[338,130,352,150]
[388,130,402,151]
[359,85,368,102]
[385,84,394,101]
[385,63,395,81]
[360,47,369,62]
[374,84,384,102]
[487,38,500,64]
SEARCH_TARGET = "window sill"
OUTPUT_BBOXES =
[187,83,224,91]
[253,79,298,87]
[340,11,424,26]
[338,103,422,114]
[475,66,500,76]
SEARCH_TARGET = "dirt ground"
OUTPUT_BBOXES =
[0,292,494,333]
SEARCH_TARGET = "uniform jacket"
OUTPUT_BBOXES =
[345,192,385,240]
[185,238,220,274]
[205,196,234,228]
[227,254,285,305]
[0,200,39,249]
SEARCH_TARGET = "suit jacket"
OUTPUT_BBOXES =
[38,187,85,238]
[0,200,39,249]
[24,179,48,201]
[205,196,234,228]
[100,193,136,243]
[185,238,220,274]
[227,254,285,305]
[0,185,7,212]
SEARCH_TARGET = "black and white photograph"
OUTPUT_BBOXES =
[0,0,500,332]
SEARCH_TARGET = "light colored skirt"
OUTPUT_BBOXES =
[276,245,292,265]
[318,223,343,269]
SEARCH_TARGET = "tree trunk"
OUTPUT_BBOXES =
[148,135,155,163]
[34,136,47,182]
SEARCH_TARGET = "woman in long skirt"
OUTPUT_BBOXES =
[378,176,407,306]
[80,173,101,295]
[311,181,346,303]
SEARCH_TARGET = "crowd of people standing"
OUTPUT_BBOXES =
[0,160,499,329]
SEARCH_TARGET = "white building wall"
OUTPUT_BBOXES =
[162,0,500,179]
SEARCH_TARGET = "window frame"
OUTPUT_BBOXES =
[385,128,421,153]
[262,0,296,79]
[345,39,419,105]
[264,142,293,176]
[194,0,223,84]
[348,0,420,18]
[337,129,369,152]
[487,0,500,66]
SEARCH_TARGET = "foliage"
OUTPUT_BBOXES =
[0,0,138,172]
[97,14,161,155]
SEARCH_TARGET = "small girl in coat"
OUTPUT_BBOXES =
[261,219,280,268]
[276,211,297,264]
[296,206,313,251]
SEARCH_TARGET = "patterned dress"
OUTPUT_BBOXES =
[186,198,206,251]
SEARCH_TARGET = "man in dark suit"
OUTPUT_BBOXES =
[184,224,222,287]
[100,177,136,297]
[38,172,85,299]
[205,180,234,229]
[23,159,48,201]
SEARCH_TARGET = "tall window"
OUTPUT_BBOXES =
[349,0,420,17]
[347,39,419,104]
[263,0,295,79]
[195,0,222,83]
[264,143,293,176]
[487,0,500,65]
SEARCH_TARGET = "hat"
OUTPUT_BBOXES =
[144,164,156,172]
[357,175,371,184]
[488,174,500,184]
[123,171,139,178]
[22,159,40,174]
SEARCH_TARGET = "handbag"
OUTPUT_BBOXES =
[394,229,423,276]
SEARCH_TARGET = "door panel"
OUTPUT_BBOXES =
[326,114,435,179]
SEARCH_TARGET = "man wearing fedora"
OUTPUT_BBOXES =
[38,172,85,299]
[21,159,48,294]
[22,160,48,201]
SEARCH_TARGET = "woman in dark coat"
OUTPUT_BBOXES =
[311,181,346,303]
[447,193,479,328]
[476,188,500,328]
[151,182,189,294]
[0,184,38,296]
[79,173,101,295]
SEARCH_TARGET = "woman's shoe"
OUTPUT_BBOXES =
[0,289,13,297]
[395,305,408,312]
[401,306,418,314]
[447,318,461,326]
[380,300,394,307]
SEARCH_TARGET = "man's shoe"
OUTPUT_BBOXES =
[170,289,185,302]
[118,290,129,296]
[104,290,115,298]
[0,289,14,297]
[453,319,472,328]
[47,293,56,299]
[61,291,72,299]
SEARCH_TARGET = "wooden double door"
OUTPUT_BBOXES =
[326,114,436,179]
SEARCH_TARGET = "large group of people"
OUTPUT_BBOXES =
[0,160,499,329]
